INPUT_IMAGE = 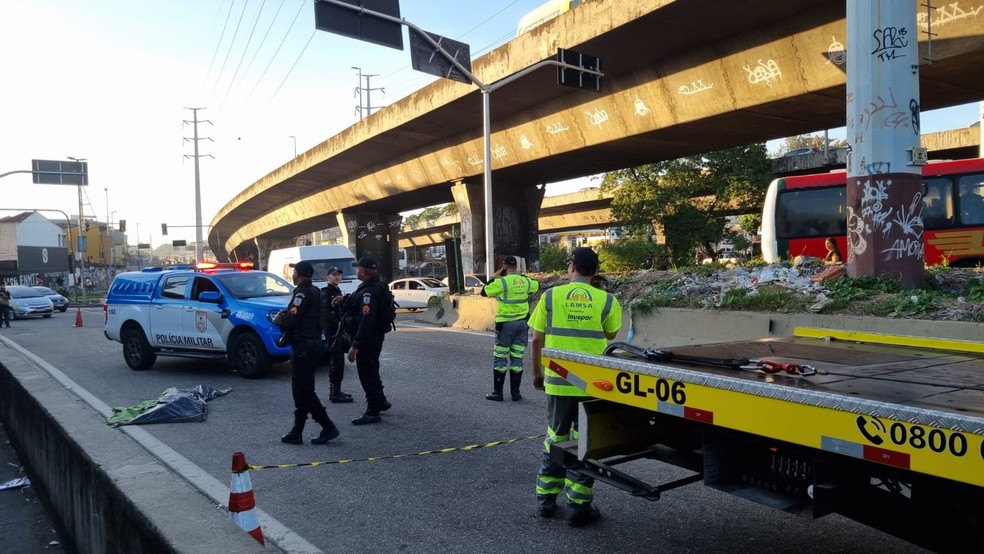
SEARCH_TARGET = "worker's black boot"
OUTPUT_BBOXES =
[311,410,340,444]
[568,503,601,527]
[485,371,505,401]
[509,370,523,401]
[329,382,354,403]
[280,413,305,444]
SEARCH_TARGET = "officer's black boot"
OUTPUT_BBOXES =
[281,413,306,444]
[509,370,523,401]
[485,370,505,401]
[311,410,340,444]
[329,382,354,403]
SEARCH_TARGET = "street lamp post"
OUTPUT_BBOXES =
[68,156,87,303]
[110,210,118,269]
[290,135,297,158]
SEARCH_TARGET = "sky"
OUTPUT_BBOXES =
[1,0,981,248]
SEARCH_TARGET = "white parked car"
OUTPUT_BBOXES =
[6,285,54,319]
[389,278,449,311]
[702,251,744,265]
[441,274,488,293]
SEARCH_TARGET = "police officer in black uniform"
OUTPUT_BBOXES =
[337,256,391,425]
[275,261,340,444]
[320,266,353,403]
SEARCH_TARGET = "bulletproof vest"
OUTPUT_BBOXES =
[295,282,322,340]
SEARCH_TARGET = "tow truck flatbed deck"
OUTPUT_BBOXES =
[542,330,984,488]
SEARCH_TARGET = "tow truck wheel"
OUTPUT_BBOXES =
[231,332,271,379]
[122,327,156,370]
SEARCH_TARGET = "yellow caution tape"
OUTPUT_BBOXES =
[248,434,546,471]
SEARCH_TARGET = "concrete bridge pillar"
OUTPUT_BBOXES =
[453,180,546,273]
[451,180,486,274]
[336,211,403,282]
[238,238,290,270]
[497,184,545,271]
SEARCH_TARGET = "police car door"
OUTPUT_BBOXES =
[152,275,190,348]
[185,276,226,351]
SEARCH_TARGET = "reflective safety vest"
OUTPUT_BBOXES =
[529,282,622,396]
[484,273,538,322]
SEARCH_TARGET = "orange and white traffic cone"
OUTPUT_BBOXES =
[228,451,264,545]
[74,307,84,327]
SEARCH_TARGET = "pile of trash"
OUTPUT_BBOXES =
[530,258,984,322]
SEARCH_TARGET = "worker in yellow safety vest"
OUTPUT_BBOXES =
[529,247,621,527]
[480,255,539,401]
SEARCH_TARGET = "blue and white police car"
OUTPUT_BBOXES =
[104,262,293,378]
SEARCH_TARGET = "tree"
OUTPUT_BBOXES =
[600,144,773,267]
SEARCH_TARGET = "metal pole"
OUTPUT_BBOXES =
[104,188,110,269]
[482,90,494,281]
[77,183,86,303]
[192,111,204,263]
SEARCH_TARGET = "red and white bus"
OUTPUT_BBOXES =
[761,158,984,267]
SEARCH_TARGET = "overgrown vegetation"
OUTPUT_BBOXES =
[598,239,664,272]
[539,243,568,272]
[601,144,773,267]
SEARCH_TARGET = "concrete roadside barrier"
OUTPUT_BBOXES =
[0,341,268,554]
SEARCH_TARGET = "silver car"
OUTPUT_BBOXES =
[7,286,54,319]
[32,286,69,312]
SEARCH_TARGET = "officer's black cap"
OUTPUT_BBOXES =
[358,257,378,270]
[569,247,599,276]
[290,261,314,277]
[326,266,343,275]
[502,255,518,266]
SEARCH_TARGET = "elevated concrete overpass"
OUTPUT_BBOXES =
[210,0,984,273]
[400,125,982,248]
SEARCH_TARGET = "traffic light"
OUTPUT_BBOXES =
[118,219,126,232]
[162,223,168,236]
[84,219,90,232]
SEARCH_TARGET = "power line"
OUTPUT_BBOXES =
[247,0,306,101]
[262,29,317,113]
[203,0,238,88]
[211,0,251,96]
[220,0,268,110]
[230,0,287,98]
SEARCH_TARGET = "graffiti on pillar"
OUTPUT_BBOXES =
[493,205,522,252]
[872,26,908,62]
[826,36,846,65]
[677,79,713,96]
[492,144,508,161]
[633,96,650,116]
[520,134,535,150]
[917,3,982,30]
[585,108,609,129]
[743,59,782,88]
[909,99,920,135]
[884,194,925,260]
[847,177,927,262]
[545,122,569,135]
[467,155,482,167]
[441,157,463,173]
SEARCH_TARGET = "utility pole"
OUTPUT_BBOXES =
[183,107,214,263]
[352,66,384,120]
[67,156,87,303]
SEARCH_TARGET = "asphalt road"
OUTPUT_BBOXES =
[3,309,928,553]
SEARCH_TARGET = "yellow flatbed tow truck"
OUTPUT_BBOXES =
[543,328,984,552]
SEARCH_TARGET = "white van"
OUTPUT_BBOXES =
[266,245,360,293]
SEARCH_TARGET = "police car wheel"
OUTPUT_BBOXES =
[122,327,156,371]
[231,332,271,379]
